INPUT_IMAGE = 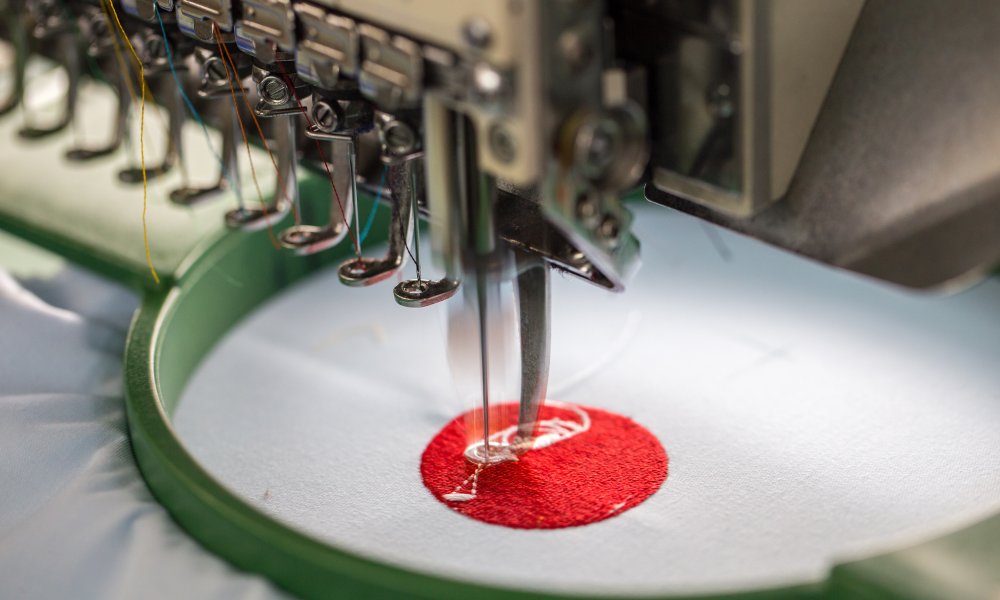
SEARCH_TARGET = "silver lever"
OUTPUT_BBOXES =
[223,63,293,230]
[18,10,78,140]
[0,2,27,117]
[392,162,459,307]
[371,112,460,306]
[118,64,179,183]
[173,50,242,207]
[282,95,371,255]
[338,156,413,286]
[337,114,423,285]
[66,5,128,161]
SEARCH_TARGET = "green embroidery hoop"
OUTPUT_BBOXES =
[1,142,996,600]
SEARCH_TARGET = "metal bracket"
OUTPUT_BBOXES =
[177,0,235,41]
[358,24,422,111]
[293,4,359,89]
[235,0,295,65]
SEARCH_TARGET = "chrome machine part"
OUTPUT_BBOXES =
[233,0,293,66]
[176,0,236,43]
[382,111,460,308]
[0,0,26,116]
[513,251,550,448]
[337,112,426,287]
[227,3,303,231]
[640,0,1000,290]
[283,125,357,255]
[180,46,247,208]
[293,4,358,90]
[640,0,864,218]
[119,25,183,184]
[337,155,414,286]
[65,3,129,161]
[146,1,230,206]
[291,3,374,257]
[18,0,79,140]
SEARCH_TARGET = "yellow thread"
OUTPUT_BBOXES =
[103,0,159,284]
[101,8,137,104]
[101,0,172,148]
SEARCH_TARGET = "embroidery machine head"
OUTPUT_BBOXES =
[6,0,1000,461]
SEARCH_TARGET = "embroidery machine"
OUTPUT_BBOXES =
[0,0,998,598]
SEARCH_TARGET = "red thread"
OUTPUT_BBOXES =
[421,403,668,529]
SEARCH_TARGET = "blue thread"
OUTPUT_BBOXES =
[155,5,234,189]
[359,165,387,245]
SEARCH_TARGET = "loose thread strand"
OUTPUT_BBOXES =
[214,33,293,222]
[212,25,280,249]
[154,5,235,192]
[103,0,159,284]
[273,63,359,255]
[358,165,387,246]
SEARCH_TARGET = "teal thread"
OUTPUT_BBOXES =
[359,165,386,245]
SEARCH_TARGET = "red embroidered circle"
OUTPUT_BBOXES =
[421,402,668,529]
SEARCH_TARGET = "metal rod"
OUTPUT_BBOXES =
[412,165,422,283]
[349,137,361,253]
[282,116,301,225]
[515,252,551,446]
[225,104,243,208]
[477,273,490,457]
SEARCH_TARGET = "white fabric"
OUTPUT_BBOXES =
[175,204,1000,597]
[0,249,288,600]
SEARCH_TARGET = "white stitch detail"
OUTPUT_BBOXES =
[444,402,591,503]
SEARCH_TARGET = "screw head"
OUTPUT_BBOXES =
[558,29,593,73]
[575,193,600,227]
[204,57,229,84]
[146,36,166,60]
[312,100,340,132]
[576,118,620,180]
[382,120,417,156]
[598,214,620,241]
[571,104,649,192]
[463,16,492,49]
[471,62,504,103]
[259,75,290,106]
[488,124,516,163]
[707,83,734,119]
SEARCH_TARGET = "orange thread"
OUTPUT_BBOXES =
[214,29,296,223]
[212,25,280,249]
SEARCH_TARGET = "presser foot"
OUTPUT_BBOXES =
[0,98,19,117]
[464,441,518,465]
[118,162,175,183]
[279,224,349,256]
[17,120,71,140]
[65,142,120,162]
[169,183,227,207]
[337,256,404,287]
[393,278,459,308]
[224,202,291,231]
